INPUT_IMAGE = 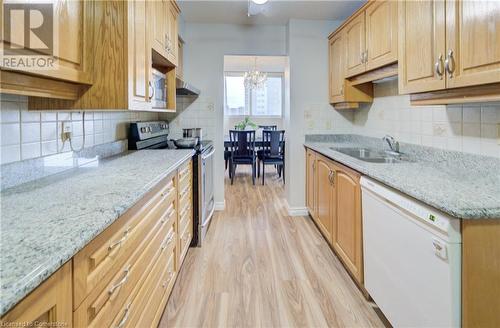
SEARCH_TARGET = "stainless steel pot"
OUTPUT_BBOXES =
[173,137,198,149]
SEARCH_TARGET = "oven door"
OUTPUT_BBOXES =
[200,146,215,234]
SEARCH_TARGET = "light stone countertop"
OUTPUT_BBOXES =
[0,149,194,316]
[304,134,500,220]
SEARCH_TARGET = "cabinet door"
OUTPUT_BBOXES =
[306,149,317,219]
[315,156,335,243]
[127,0,152,110]
[398,0,446,94]
[332,167,363,284]
[445,0,500,88]
[345,12,366,78]
[0,0,91,84]
[1,262,72,327]
[329,32,345,103]
[152,0,167,57]
[167,2,178,66]
[365,0,398,71]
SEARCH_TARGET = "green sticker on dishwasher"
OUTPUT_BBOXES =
[429,214,436,222]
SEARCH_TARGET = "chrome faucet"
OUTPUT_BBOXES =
[383,135,400,153]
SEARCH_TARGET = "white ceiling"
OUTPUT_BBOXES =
[178,0,365,25]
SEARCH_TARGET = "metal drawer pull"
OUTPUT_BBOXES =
[162,232,175,250]
[180,186,190,198]
[445,49,455,78]
[180,204,190,218]
[435,54,444,79]
[161,206,175,223]
[162,272,174,288]
[108,227,131,251]
[179,166,190,178]
[161,186,175,198]
[116,303,131,328]
[109,266,131,295]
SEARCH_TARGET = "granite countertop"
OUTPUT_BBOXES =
[304,134,500,220]
[0,149,194,316]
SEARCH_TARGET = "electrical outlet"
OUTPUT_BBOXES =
[207,102,214,111]
[61,121,72,142]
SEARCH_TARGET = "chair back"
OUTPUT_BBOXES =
[229,130,256,158]
[262,130,285,157]
[258,125,277,131]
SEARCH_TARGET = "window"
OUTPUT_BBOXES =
[224,72,283,117]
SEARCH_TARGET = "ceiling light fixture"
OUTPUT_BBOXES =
[244,57,267,90]
[251,0,268,4]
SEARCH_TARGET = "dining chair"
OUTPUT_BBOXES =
[257,130,285,185]
[228,130,257,185]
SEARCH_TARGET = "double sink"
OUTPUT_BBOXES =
[330,147,411,163]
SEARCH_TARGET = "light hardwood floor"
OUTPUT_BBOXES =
[160,168,386,327]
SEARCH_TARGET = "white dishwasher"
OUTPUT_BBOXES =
[361,177,462,328]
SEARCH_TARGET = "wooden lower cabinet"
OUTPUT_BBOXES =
[0,262,73,327]
[331,163,363,284]
[1,158,193,328]
[305,148,363,287]
[315,155,336,244]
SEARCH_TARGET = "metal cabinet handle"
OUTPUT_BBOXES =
[162,271,174,288]
[445,50,455,78]
[162,231,175,250]
[363,51,368,63]
[108,228,131,251]
[180,185,190,198]
[116,303,131,328]
[340,84,344,95]
[360,52,364,63]
[161,186,175,198]
[109,265,131,295]
[435,54,444,79]
[161,205,175,224]
[148,81,155,101]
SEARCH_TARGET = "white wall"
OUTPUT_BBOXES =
[0,94,158,164]
[285,19,348,213]
[161,23,287,208]
[352,80,500,158]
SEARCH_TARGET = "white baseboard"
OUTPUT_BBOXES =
[214,201,225,211]
[287,202,309,217]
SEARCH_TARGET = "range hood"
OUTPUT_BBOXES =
[176,77,200,96]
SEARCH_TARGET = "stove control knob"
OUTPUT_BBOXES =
[140,127,146,133]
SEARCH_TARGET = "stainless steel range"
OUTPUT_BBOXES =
[129,121,215,246]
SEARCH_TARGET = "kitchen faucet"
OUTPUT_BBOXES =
[383,135,400,153]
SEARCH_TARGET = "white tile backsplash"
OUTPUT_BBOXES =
[353,80,500,158]
[0,95,159,164]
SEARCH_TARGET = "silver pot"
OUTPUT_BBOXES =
[173,137,198,149]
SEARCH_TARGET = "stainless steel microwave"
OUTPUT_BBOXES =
[151,68,167,109]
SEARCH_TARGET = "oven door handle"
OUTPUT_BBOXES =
[201,148,215,160]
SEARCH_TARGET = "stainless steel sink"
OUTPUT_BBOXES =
[330,147,408,163]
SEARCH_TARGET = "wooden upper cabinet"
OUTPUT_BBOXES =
[166,1,179,66]
[398,0,446,94]
[329,33,345,103]
[0,0,91,85]
[445,0,500,89]
[315,156,335,243]
[152,0,167,58]
[1,262,72,328]
[365,0,398,71]
[345,12,366,78]
[306,149,317,220]
[128,0,152,110]
[331,164,363,285]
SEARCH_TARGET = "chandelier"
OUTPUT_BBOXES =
[244,57,267,90]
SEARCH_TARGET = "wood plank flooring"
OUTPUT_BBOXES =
[160,167,386,327]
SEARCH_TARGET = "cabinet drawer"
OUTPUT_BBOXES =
[178,203,192,239]
[113,239,176,328]
[178,161,192,190]
[179,220,193,263]
[178,185,192,213]
[73,212,176,328]
[73,174,176,308]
